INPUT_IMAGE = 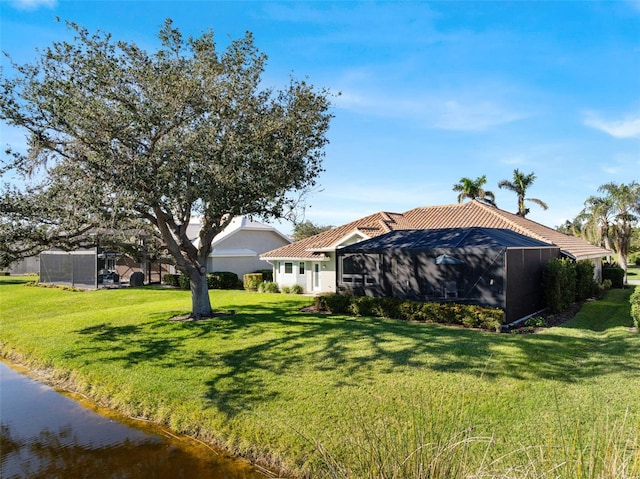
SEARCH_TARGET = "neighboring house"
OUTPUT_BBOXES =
[338,227,560,322]
[187,216,292,278]
[260,200,610,296]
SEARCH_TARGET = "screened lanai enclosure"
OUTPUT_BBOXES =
[39,248,122,289]
[337,228,560,323]
[39,249,99,289]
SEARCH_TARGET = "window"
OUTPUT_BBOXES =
[342,255,364,274]
[299,262,305,274]
[284,262,293,274]
[340,254,378,286]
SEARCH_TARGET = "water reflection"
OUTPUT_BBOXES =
[0,361,265,479]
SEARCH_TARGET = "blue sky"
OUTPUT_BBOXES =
[1,0,639,234]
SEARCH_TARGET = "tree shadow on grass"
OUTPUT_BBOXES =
[71,322,183,366]
[69,293,640,420]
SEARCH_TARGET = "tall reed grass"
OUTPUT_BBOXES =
[313,392,639,479]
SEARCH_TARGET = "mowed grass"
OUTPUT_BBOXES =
[1,277,639,478]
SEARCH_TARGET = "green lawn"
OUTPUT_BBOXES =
[1,277,639,478]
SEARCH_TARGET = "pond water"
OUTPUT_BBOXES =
[0,361,266,479]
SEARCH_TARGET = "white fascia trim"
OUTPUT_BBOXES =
[308,229,372,252]
[259,256,331,262]
[571,252,609,261]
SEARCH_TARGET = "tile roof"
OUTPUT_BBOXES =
[260,200,609,261]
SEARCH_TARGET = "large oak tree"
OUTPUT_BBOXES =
[0,20,333,318]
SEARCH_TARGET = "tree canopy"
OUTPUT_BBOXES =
[292,220,333,241]
[0,19,333,317]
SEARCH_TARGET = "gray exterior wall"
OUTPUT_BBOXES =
[337,245,560,323]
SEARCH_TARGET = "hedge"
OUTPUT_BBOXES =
[163,274,181,287]
[314,293,503,331]
[575,260,595,302]
[244,273,263,291]
[254,269,273,282]
[542,258,576,313]
[603,266,625,288]
[207,271,240,289]
[164,272,240,290]
[631,286,640,330]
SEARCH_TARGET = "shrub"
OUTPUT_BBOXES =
[281,286,291,294]
[314,293,352,314]
[397,300,420,321]
[631,286,640,330]
[574,260,595,301]
[258,281,280,293]
[418,302,447,323]
[349,296,377,317]
[254,269,273,282]
[290,284,304,294]
[163,274,180,287]
[458,306,502,331]
[525,316,547,328]
[207,271,240,289]
[602,266,625,288]
[313,294,504,331]
[243,273,263,291]
[594,279,612,299]
[371,297,401,319]
[543,258,576,313]
[178,274,191,290]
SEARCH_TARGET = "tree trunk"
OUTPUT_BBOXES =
[189,271,213,319]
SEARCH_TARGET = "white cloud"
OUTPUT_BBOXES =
[335,86,526,132]
[433,99,525,132]
[583,111,640,139]
[9,0,56,10]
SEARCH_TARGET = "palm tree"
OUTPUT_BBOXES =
[579,195,614,251]
[597,182,640,272]
[452,175,496,206]
[498,169,548,217]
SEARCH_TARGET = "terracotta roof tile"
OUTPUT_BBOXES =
[261,200,610,261]
[260,211,404,259]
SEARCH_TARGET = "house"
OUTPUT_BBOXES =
[260,200,610,296]
[185,216,292,278]
[337,227,560,322]
[116,216,292,283]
